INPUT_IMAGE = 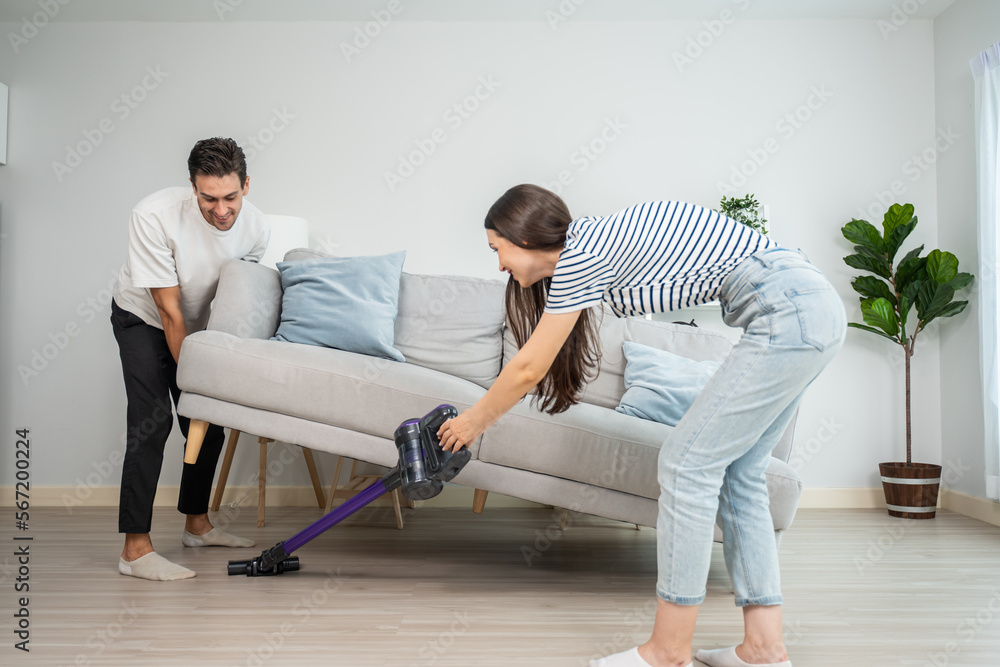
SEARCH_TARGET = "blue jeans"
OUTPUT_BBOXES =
[655,247,846,607]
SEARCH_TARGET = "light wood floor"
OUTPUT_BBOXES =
[5,505,1000,666]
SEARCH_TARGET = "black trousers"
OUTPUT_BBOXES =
[111,299,225,534]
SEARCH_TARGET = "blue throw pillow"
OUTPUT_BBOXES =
[272,251,406,362]
[615,341,720,426]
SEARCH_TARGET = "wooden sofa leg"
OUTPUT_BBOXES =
[324,456,347,513]
[211,429,241,510]
[472,489,488,514]
[302,448,326,509]
[257,438,269,527]
[391,490,405,530]
[183,420,210,465]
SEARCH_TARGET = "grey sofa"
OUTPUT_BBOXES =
[176,251,803,542]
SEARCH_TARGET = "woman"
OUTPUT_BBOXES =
[438,184,845,667]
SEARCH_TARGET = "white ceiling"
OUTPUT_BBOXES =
[0,0,961,22]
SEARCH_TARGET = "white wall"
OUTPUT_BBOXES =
[934,0,1000,500]
[0,17,942,498]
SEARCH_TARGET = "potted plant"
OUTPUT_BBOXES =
[841,203,973,519]
[718,194,768,235]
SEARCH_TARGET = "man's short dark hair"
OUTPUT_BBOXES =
[188,137,247,186]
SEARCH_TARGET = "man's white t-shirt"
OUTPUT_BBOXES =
[113,186,270,333]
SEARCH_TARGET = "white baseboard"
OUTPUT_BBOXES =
[0,484,545,512]
[941,489,1000,527]
[798,487,888,508]
[5,485,998,527]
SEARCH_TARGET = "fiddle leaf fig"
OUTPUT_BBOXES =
[842,219,885,254]
[841,203,974,466]
[861,298,899,338]
[925,249,959,284]
[881,203,915,244]
[851,275,897,306]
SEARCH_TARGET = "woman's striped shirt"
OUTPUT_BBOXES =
[544,201,777,317]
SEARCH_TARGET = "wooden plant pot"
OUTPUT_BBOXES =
[879,462,942,519]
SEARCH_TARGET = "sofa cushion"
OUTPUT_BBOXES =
[205,259,282,339]
[478,398,804,513]
[177,330,490,456]
[272,252,407,362]
[478,399,671,500]
[503,307,734,410]
[393,273,506,389]
[616,341,721,426]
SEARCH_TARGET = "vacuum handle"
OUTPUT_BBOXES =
[419,404,459,473]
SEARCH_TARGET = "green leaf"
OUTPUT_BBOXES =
[842,219,885,254]
[949,272,974,291]
[902,279,923,304]
[900,280,921,338]
[897,245,924,266]
[897,292,909,343]
[926,300,968,320]
[851,275,897,306]
[861,297,900,337]
[885,218,917,262]
[845,251,893,280]
[916,282,955,322]
[882,203,915,241]
[848,322,900,343]
[926,249,959,284]
[895,245,926,290]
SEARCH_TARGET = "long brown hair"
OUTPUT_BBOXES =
[485,184,601,414]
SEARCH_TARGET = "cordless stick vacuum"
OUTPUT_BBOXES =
[228,404,469,577]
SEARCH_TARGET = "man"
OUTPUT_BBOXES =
[111,137,270,580]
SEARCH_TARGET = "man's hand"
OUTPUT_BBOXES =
[150,286,188,363]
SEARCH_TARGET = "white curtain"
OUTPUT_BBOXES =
[972,43,1000,500]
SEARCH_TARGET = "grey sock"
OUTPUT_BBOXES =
[118,552,195,581]
[696,646,791,667]
[182,527,254,548]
